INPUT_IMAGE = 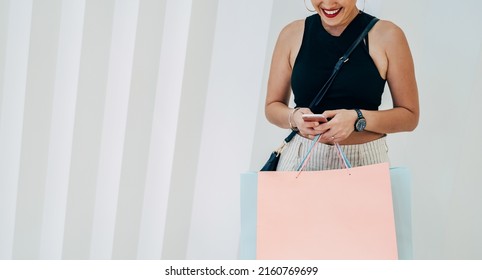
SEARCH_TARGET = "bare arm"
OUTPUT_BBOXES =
[364,22,419,133]
[316,21,419,142]
[265,20,321,136]
[265,21,300,129]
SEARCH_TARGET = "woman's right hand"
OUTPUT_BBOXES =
[292,108,323,139]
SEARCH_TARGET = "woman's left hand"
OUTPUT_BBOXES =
[313,109,358,143]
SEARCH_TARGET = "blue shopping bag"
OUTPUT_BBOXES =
[389,167,413,260]
[239,172,257,260]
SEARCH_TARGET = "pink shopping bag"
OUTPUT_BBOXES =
[257,162,398,260]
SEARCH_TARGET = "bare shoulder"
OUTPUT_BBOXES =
[275,19,305,67]
[280,19,305,37]
[371,19,408,48]
[367,19,412,79]
[277,19,305,46]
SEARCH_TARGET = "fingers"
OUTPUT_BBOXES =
[315,109,355,143]
[319,129,352,143]
[319,133,338,144]
[320,110,337,119]
[292,107,313,130]
[304,121,319,127]
[299,128,318,139]
[297,109,354,143]
[300,130,335,142]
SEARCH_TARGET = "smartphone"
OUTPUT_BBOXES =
[302,114,328,123]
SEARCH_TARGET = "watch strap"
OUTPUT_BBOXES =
[355,109,363,119]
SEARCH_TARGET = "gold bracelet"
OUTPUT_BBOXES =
[289,108,301,131]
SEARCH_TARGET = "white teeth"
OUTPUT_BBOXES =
[324,9,340,15]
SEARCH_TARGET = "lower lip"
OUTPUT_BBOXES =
[322,9,341,18]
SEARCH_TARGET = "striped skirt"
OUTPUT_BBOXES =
[276,134,389,171]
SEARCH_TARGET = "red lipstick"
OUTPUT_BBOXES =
[322,8,341,18]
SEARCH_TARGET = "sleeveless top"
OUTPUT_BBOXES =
[291,12,386,113]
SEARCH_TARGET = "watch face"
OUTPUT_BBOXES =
[356,119,366,131]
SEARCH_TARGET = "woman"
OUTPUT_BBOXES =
[265,0,419,171]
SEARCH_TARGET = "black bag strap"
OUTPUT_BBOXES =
[310,17,379,108]
[283,17,379,143]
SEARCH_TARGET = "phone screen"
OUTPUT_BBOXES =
[302,114,328,123]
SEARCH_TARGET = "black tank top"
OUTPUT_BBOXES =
[291,12,386,113]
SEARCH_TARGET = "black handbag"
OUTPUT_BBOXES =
[261,17,379,171]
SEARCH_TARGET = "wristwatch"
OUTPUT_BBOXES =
[354,109,366,132]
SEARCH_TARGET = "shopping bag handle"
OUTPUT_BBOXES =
[334,143,352,169]
[296,136,352,173]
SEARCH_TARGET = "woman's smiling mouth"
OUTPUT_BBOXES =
[322,8,342,18]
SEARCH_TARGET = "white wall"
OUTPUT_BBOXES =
[0,0,481,260]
